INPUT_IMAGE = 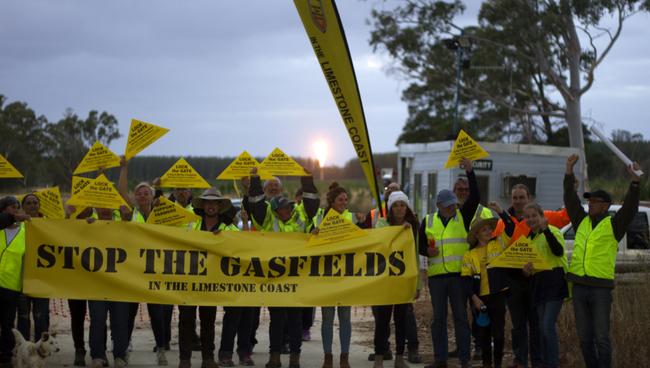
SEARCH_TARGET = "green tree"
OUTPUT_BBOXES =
[369,0,649,177]
[45,108,121,188]
[0,95,49,188]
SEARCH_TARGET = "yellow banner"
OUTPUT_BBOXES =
[217,151,266,180]
[294,0,382,208]
[147,196,200,226]
[34,187,65,219]
[309,209,366,246]
[24,219,417,306]
[67,174,130,210]
[159,158,210,188]
[487,236,551,270]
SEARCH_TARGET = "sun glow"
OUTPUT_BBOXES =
[313,140,328,168]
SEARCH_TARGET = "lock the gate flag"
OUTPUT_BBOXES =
[24,219,417,307]
[294,0,382,210]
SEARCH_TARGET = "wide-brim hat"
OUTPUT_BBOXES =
[192,187,231,209]
[468,217,499,245]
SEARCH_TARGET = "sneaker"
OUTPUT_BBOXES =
[178,359,191,368]
[301,330,311,341]
[74,349,87,366]
[157,350,168,366]
[91,359,107,368]
[114,357,128,368]
[239,353,255,366]
[217,357,235,367]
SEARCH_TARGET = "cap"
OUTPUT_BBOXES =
[436,189,458,207]
[270,196,294,212]
[583,189,612,203]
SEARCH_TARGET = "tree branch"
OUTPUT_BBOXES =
[461,83,566,118]
[580,3,625,95]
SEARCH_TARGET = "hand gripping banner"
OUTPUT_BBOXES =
[294,0,382,210]
[23,219,417,307]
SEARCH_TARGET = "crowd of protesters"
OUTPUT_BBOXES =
[0,154,641,368]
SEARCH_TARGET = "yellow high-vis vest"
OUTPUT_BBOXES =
[569,216,618,280]
[531,226,568,272]
[425,210,468,276]
[0,223,26,291]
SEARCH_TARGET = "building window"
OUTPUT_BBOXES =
[427,172,437,214]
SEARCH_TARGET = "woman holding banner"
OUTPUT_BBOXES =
[118,156,171,366]
[461,202,514,368]
[16,194,50,343]
[371,191,420,368]
[521,203,567,368]
[311,182,357,368]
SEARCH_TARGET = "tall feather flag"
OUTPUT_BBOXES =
[294,0,383,212]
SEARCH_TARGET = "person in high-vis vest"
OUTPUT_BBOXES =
[520,202,567,368]
[492,183,570,368]
[417,158,478,368]
[461,205,514,368]
[247,170,319,368]
[564,154,641,368]
[0,196,25,367]
[118,156,171,366]
[451,176,496,360]
[371,191,422,368]
[16,194,50,344]
[85,208,130,368]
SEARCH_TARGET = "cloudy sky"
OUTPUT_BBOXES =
[2,1,649,166]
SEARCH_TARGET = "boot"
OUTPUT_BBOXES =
[265,352,282,368]
[394,354,409,368]
[289,353,300,368]
[373,353,384,368]
[322,353,333,368]
[339,353,350,368]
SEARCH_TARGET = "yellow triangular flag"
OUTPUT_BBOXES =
[147,196,201,226]
[73,141,121,174]
[124,119,170,160]
[33,187,65,219]
[308,209,367,246]
[444,130,490,169]
[217,151,272,180]
[67,174,130,210]
[258,148,309,176]
[0,154,23,178]
[159,158,210,188]
[68,176,94,218]
[487,236,551,270]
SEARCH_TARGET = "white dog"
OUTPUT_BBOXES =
[12,329,60,368]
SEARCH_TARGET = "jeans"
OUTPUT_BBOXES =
[428,276,471,363]
[478,293,507,368]
[250,307,261,348]
[405,303,419,351]
[572,284,613,368]
[88,301,129,360]
[269,307,302,354]
[507,280,541,366]
[17,295,49,341]
[68,299,87,351]
[147,304,173,349]
[373,304,407,355]
[219,307,254,358]
[321,306,351,354]
[537,300,563,368]
[0,287,18,364]
[178,305,217,360]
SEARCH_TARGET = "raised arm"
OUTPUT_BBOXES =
[247,174,269,227]
[612,162,642,241]
[118,156,135,208]
[563,154,587,227]
[300,174,320,221]
[460,158,479,230]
